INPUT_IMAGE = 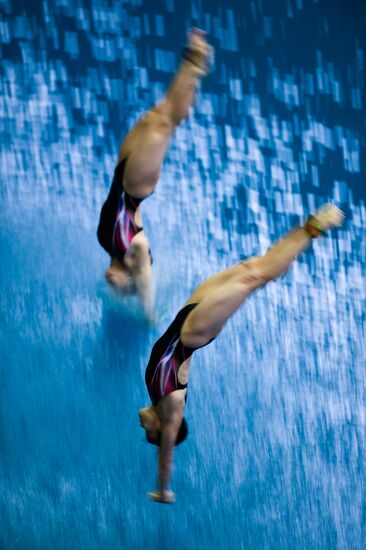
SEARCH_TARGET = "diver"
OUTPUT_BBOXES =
[97,29,213,318]
[139,204,344,503]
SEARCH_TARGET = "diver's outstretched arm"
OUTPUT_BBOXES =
[148,394,184,504]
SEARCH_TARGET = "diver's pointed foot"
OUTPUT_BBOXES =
[304,204,344,237]
[183,28,213,77]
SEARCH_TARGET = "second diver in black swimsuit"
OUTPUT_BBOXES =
[97,29,213,318]
[139,204,344,503]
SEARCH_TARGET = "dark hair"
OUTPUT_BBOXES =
[146,418,188,447]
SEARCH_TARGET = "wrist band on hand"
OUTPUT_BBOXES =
[303,218,325,238]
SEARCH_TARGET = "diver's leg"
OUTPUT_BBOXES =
[182,263,251,305]
[119,29,212,198]
[181,205,344,348]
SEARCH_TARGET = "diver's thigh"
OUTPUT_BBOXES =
[119,107,174,197]
[185,263,245,304]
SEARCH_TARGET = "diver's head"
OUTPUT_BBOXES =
[105,263,133,291]
[139,407,188,447]
[139,406,161,442]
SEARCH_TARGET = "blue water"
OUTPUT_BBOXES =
[1,1,365,548]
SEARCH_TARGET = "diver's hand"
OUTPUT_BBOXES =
[147,490,175,504]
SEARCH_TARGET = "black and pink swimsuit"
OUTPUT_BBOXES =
[97,158,145,263]
[145,303,210,406]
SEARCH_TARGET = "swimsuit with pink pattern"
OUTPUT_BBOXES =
[97,158,145,263]
[145,303,212,406]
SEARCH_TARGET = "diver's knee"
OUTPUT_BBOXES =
[253,258,277,285]
[143,104,175,134]
[237,257,273,287]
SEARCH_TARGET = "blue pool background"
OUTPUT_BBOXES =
[1,0,365,548]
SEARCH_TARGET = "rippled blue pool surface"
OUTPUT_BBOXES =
[1,1,365,548]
